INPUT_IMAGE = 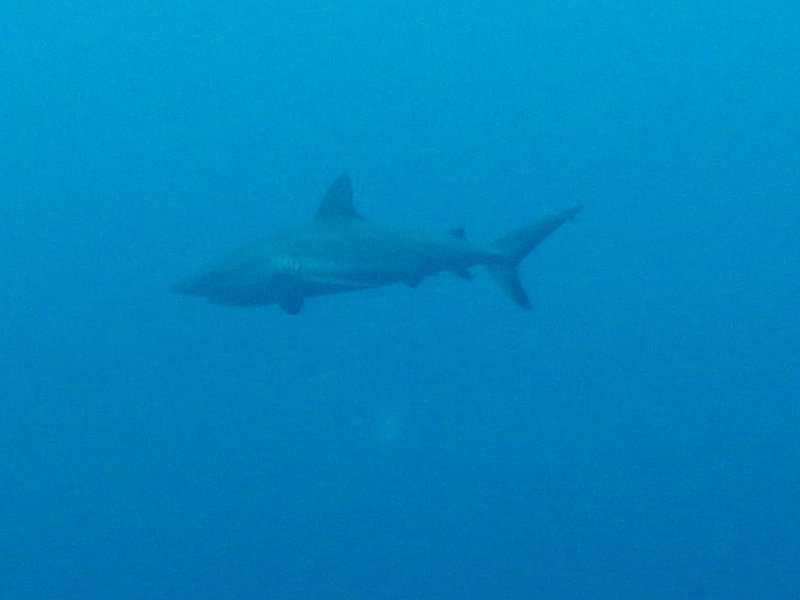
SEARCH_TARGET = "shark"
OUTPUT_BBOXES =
[172,174,582,314]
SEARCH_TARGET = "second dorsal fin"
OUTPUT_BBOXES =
[314,173,364,221]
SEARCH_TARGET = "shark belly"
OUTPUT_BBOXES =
[294,237,479,292]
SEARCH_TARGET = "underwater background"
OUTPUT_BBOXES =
[2,1,799,598]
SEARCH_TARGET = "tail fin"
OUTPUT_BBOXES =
[487,205,582,309]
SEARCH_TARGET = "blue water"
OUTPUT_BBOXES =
[2,2,799,598]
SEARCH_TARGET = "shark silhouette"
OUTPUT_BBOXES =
[173,174,581,314]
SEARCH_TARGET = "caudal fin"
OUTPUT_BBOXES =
[487,205,582,309]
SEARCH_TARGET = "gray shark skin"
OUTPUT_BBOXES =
[173,174,582,314]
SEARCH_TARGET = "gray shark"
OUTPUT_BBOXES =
[173,174,581,314]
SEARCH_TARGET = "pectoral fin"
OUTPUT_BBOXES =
[279,296,304,315]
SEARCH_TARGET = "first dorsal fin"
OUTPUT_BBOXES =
[314,173,364,221]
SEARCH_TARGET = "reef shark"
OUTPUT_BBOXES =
[173,174,581,314]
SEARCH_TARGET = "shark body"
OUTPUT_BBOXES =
[173,174,581,314]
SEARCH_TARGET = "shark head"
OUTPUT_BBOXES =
[172,255,302,307]
[171,174,361,313]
